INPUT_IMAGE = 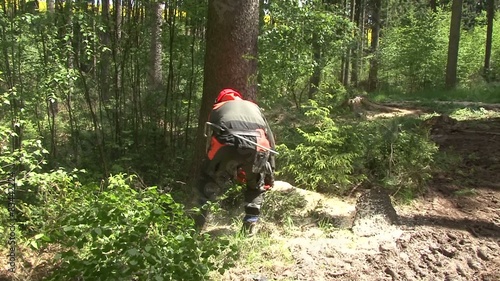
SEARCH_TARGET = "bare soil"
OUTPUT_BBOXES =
[215,109,500,281]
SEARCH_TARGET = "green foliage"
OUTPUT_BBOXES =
[1,104,236,280]
[259,0,354,107]
[29,174,234,280]
[0,95,50,206]
[453,187,478,197]
[451,107,500,120]
[371,84,500,104]
[276,101,438,196]
[380,8,448,91]
[357,119,438,194]
[277,101,364,192]
[379,8,500,91]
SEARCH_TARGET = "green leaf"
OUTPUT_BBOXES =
[94,227,102,236]
[127,248,139,256]
[30,240,39,250]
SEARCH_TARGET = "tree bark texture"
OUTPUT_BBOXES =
[192,0,260,178]
[350,0,362,87]
[445,0,463,90]
[368,0,380,92]
[202,0,259,101]
[149,2,163,90]
[483,0,495,78]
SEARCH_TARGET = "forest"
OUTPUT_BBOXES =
[1,0,499,280]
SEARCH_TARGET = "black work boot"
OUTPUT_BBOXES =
[241,221,257,237]
[241,215,259,237]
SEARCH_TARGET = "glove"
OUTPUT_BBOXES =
[236,167,247,184]
[264,172,274,190]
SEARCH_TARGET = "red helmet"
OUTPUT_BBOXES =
[215,88,243,103]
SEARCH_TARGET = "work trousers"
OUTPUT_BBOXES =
[195,145,268,229]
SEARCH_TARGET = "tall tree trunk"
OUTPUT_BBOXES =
[185,26,197,149]
[202,0,259,101]
[100,0,111,102]
[164,0,177,146]
[430,0,437,12]
[149,2,163,90]
[192,0,260,178]
[114,0,122,40]
[445,0,463,90]
[343,0,356,87]
[368,0,380,92]
[350,0,362,87]
[338,0,347,84]
[1,6,21,151]
[112,0,123,148]
[308,33,321,99]
[96,0,108,132]
[339,56,345,83]
[47,0,55,13]
[483,0,494,80]
[65,0,73,69]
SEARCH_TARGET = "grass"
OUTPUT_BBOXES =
[453,188,478,197]
[450,107,500,120]
[371,84,500,104]
[371,85,500,120]
[209,230,295,280]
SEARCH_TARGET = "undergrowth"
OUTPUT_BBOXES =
[1,122,237,280]
[275,99,438,198]
[371,84,500,104]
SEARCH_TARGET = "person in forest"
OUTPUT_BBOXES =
[194,88,276,236]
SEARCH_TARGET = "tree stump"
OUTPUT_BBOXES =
[352,188,399,236]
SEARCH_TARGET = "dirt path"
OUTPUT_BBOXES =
[213,110,500,281]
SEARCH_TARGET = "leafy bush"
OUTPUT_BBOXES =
[356,118,438,194]
[379,8,448,92]
[32,174,236,281]
[5,171,236,281]
[276,101,438,196]
[277,101,365,192]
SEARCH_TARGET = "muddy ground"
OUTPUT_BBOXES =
[216,113,500,280]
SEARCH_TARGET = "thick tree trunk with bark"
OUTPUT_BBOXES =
[483,0,495,80]
[192,0,260,179]
[47,0,55,13]
[367,0,380,92]
[445,0,463,90]
[350,0,363,87]
[202,0,259,101]
[149,2,163,90]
